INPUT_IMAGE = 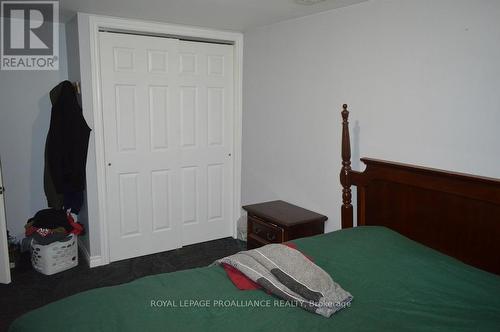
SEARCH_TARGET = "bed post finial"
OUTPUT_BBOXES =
[340,104,353,228]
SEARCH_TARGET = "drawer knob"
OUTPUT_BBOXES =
[266,233,276,241]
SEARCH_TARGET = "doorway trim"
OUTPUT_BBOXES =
[82,14,243,266]
[0,159,11,284]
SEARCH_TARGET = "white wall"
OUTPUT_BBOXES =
[0,24,68,240]
[242,0,500,232]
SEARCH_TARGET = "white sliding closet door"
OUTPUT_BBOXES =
[178,41,234,246]
[99,32,234,262]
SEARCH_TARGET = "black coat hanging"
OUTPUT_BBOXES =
[45,81,91,196]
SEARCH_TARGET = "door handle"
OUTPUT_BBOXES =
[0,186,5,194]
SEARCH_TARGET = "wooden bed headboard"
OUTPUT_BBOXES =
[339,104,500,275]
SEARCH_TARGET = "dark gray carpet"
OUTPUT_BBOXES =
[0,237,245,332]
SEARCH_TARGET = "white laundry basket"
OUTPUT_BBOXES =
[31,234,78,275]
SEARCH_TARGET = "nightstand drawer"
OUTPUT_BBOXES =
[247,233,270,249]
[248,215,284,243]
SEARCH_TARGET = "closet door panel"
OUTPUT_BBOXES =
[178,41,234,246]
[100,32,181,262]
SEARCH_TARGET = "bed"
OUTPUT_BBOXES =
[10,105,500,331]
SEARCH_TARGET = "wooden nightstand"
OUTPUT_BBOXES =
[243,200,327,249]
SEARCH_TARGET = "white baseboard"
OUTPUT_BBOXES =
[88,255,103,268]
[77,237,103,268]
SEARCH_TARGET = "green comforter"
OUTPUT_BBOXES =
[10,226,500,331]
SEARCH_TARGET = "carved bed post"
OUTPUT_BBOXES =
[340,104,353,228]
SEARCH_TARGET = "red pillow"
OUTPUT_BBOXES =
[222,263,261,290]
